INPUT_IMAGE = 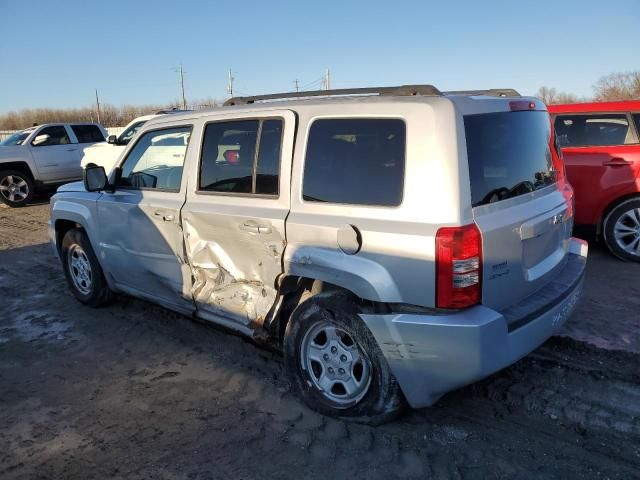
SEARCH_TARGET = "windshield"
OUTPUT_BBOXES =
[464,111,557,207]
[0,129,34,146]
[117,120,147,145]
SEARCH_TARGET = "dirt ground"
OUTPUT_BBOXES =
[1,201,639,480]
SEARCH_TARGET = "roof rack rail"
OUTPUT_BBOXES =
[154,108,193,115]
[443,89,521,97]
[224,84,442,106]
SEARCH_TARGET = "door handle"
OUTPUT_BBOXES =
[153,211,174,222]
[603,157,632,167]
[239,221,260,234]
[66,148,77,152]
[258,225,272,234]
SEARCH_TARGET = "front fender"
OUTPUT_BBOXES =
[284,245,401,302]
[49,192,113,286]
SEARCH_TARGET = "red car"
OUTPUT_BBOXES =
[549,101,640,261]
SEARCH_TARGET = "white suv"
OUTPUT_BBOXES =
[0,122,106,206]
[80,110,192,175]
[49,86,588,423]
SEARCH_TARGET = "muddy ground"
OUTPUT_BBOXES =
[0,201,639,480]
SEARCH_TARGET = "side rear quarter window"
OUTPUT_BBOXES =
[302,118,405,206]
[71,125,105,143]
[554,113,635,147]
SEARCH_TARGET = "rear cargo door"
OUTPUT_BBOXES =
[463,108,573,312]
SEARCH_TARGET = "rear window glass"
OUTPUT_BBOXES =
[464,111,556,207]
[554,114,634,147]
[71,125,105,143]
[303,119,405,206]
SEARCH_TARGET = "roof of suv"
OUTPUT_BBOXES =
[143,85,539,126]
[548,100,640,113]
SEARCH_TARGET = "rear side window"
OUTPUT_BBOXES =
[303,119,405,206]
[199,118,282,195]
[71,124,105,143]
[554,114,634,147]
[633,114,640,139]
[464,111,556,207]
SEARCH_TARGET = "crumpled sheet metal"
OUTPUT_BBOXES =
[184,220,278,327]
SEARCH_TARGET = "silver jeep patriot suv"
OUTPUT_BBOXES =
[49,85,588,423]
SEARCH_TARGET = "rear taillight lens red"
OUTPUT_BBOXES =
[436,224,482,309]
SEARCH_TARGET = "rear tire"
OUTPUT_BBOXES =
[61,228,114,307]
[283,291,404,424]
[0,170,34,207]
[603,198,640,262]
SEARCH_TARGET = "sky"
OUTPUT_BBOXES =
[0,0,638,113]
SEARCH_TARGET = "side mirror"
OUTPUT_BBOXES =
[107,135,117,145]
[32,134,51,146]
[84,165,109,192]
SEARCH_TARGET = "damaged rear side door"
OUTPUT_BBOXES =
[181,111,295,333]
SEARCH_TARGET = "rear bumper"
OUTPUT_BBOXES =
[360,237,588,408]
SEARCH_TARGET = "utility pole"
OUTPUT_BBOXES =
[227,69,234,98]
[94,89,101,124]
[323,68,331,90]
[179,64,187,110]
[294,79,300,92]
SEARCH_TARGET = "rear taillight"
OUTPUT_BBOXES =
[436,224,482,309]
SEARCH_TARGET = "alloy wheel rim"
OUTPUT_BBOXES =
[300,321,372,408]
[68,244,93,295]
[0,174,29,203]
[613,207,640,257]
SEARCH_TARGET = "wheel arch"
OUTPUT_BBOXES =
[270,275,387,346]
[599,193,640,236]
[0,161,35,180]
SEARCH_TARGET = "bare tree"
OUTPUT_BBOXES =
[0,98,224,130]
[593,71,640,101]
[536,86,558,105]
[536,86,583,105]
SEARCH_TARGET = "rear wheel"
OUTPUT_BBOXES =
[284,292,404,424]
[61,228,114,306]
[0,170,34,207]
[603,198,640,262]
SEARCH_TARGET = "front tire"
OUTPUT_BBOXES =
[283,292,404,424]
[603,198,640,262]
[0,170,34,207]
[61,228,114,307]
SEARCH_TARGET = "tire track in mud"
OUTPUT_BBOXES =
[1,204,639,479]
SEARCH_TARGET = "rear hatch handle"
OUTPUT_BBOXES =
[519,206,567,240]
